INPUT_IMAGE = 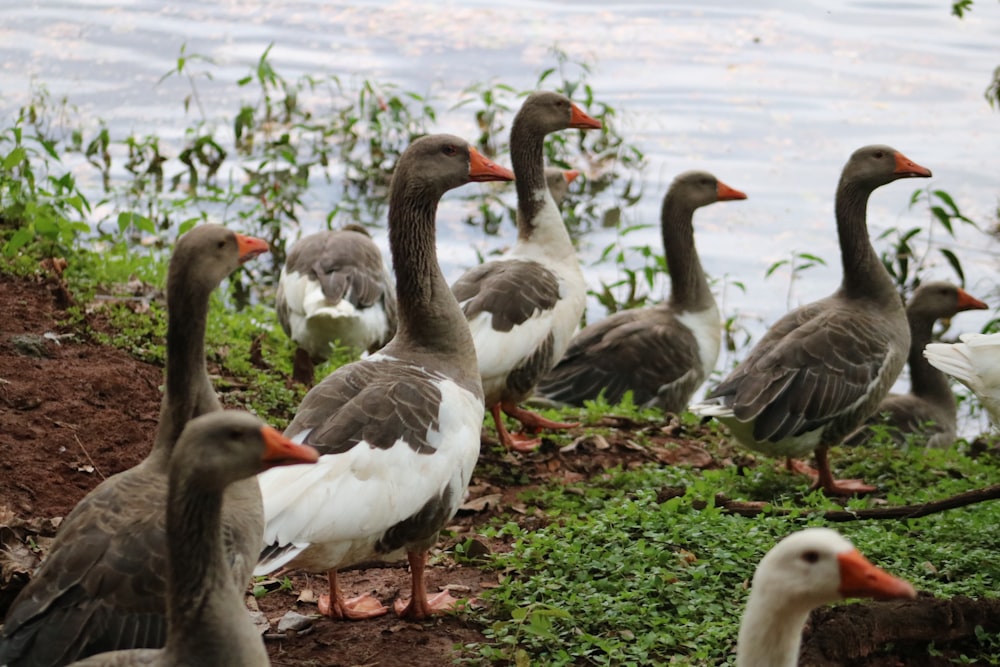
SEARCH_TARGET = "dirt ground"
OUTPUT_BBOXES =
[0,270,995,666]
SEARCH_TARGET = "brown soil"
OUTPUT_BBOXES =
[0,270,992,666]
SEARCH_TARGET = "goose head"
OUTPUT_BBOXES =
[750,527,915,609]
[840,144,932,191]
[515,91,602,136]
[907,281,988,323]
[172,411,319,490]
[170,224,269,295]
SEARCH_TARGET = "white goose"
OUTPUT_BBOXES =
[255,135,514,620]
[925,332,1000,426]
[276,224,396,384]
[737,528,916,667]
[451,91,602,451]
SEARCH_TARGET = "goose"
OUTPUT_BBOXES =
[276,224,397,385]
[846,281,987,448]
[736,527,916,667]
[65,411,320,667]
[451,91,602,452]
[254,135,514,620]
[925,332,1000,426]
[545,167,580,207]
[690,145,932,495]
[536,171,747,412]
[0,225,269,667]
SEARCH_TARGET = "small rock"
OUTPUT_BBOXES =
[10,334,52,359]
[277,610,316,633]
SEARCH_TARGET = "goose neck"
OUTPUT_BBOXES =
[907,312,954,401]
[661,195,712,311]
[151,279,219,458]
[163,473,265,665]
[834,180,893,301]
[388,187,476,362]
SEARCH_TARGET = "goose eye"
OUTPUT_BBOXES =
[802,550,820,564]
[442,144,457,157]
[873,150,885,159]
[217,240,227,249]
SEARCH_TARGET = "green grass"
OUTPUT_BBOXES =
[461,433,1000,666]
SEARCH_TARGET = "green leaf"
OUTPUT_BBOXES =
[3,146,27,170]
[939,248,966,284]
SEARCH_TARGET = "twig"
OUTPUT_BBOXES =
[50,420,106,481]
[705,484,1000,520]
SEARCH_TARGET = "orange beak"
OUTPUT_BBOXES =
[893,151,932,178]
[569,103,602,130]
[235,233,270,264]
[956,287,988,312]
[563,169,581,184]
[468,147,515,183]
[260,426,320,470]
[716,180,748,201]
[837,549,917,601]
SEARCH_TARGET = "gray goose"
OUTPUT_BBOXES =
[544,166,579,207]
[276,224,397,385]
[736,528,916,667]
[451,91,602,451]
[691,145,932,495]
[255,135,514,620]
[0,225,269,666]
[846,281,987,448]
[536,171,747,411]
[66,412,319,667]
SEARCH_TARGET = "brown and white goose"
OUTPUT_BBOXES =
[736,528,916,667]
[451,91,601,451]
[66,412,319,667]
[276,224,397,385]
[846,281,987,448]
[691,145,932,495]
[255,135,514,620]
[536,171,747,411]
[0,225,269,667]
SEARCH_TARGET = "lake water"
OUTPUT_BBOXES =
[3,0,999,429]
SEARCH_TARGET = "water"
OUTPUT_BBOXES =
[3,0,999,428]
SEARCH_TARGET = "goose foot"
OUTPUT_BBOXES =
[784,457,819,477]
[393,590,463,619]
[811,446,875,496]
[490,404,542,452]
[393,551,464,620]
[811,477,877,496]
[319,570,389,620]
[502,403,580,432]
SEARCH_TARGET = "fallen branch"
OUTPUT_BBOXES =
[801,596,1000,665]
[685,484,1000,521]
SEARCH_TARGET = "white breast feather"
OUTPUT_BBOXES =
[675,303,722,378]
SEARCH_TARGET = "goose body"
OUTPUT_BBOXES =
[0,225,269,667]
[737,528,916,667]
[256,135,514,620]
[451,91,602,451]
[537,171,746,412]
[925,332,1000,426]
[691,146,932,495]
[276,224,397,384]
[847,282,987,448]
[66,412,319,667]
